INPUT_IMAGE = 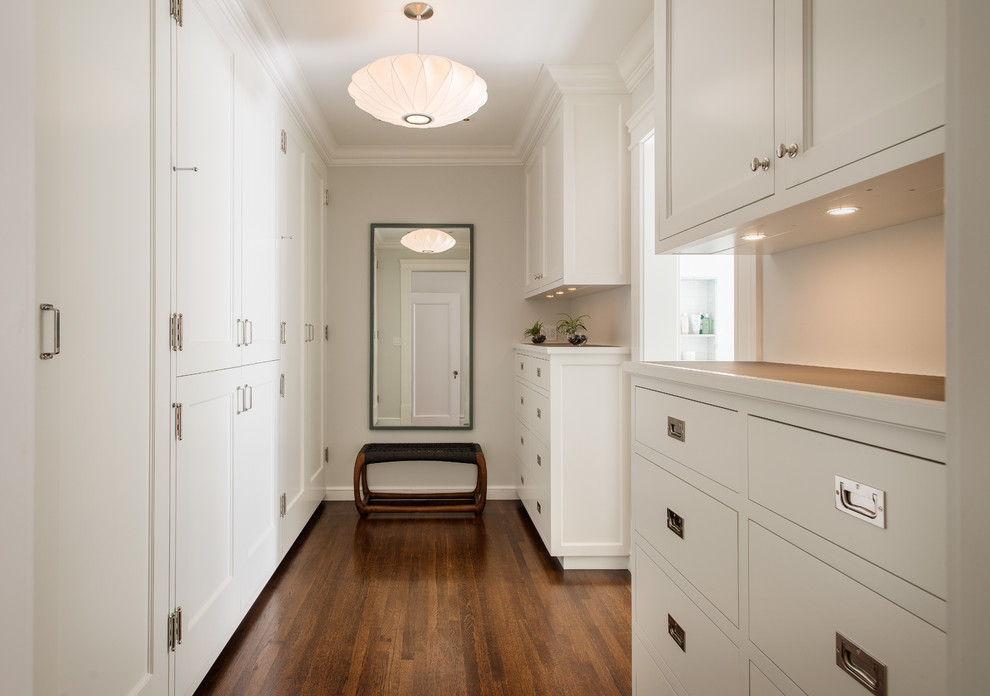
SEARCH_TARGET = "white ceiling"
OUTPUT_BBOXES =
[262,0,653,161]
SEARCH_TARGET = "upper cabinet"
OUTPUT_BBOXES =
[656,0,946,253]
[523,67,631,298]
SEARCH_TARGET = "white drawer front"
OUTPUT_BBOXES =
[529,388,550,444]
[515,421,530,488]
[523,487,550,549]
[748,416,947,598]
[529,356,550,390]
[634,386,741,491]
[514,379,530,426]
[633,634,678,696]
[750,663,785,696]
[633,454,739,624]
[750,523,946,696]
[530,435,550,494]
[515,353,530,382]
[634,544,740,696]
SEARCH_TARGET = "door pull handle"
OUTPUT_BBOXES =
[40,304,61,359]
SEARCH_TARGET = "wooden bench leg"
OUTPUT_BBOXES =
[353,452,368,515]
[473,451,488,515]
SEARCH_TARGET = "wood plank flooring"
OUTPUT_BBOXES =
[194,501,631,696]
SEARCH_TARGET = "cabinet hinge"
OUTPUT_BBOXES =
[170,0,183,27]
[280,130,287,154]
[324,447,329,463]
[167,605,183,651]
[279,493,287,517]
[324,189,329,206]
[174,403,183,441]
[170,313,184,351]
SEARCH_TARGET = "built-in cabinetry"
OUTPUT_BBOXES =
[513,345,630,569]
[523,67,630,297]
[169,1,325,693]
[626,361,946,696]
[655,0,946,253]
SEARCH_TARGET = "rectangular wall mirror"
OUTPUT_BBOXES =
[370,224,473,429]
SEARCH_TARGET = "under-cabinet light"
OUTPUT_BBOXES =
[826,205,860,216]
[742,232,767,241]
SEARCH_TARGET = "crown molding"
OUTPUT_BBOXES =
[626,100,655,145]
[617,13,655,93]
[327,145,522,167]
[221,0,337,165]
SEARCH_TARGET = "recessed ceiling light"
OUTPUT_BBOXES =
[567,287,577,291]
[742,232,767,241]
[826,206,860,216]
[556,291,564,295]
[545,294,554,299]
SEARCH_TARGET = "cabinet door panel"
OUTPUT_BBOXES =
[176,0,240,376]
[304,151,326,494]
[235,361,280,607]
[174,368,241,696]
[525,147,546,293]
[238,67,280,366]
[543,119,564,287]
[660,0,775,237]
[780,0,945,188]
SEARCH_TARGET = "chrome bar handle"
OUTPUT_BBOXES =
[177,313,183,351]
[237,318,244,347]
[246,319,253,346]
[246,384,253,411]
[40,303,61,360]
[236,386,244,415]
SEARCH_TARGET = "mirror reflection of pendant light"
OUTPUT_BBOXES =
[400,228,456,254]
[347,3,488,128]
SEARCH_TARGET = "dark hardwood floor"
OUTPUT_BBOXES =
[194,501,632,696]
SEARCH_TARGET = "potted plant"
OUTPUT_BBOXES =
[524,320,547,344]
[556,313,589,346]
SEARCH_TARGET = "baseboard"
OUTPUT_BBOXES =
[323,485,521,502]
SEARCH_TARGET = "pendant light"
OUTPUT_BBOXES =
[400,228,456,254]
[347,3,488,128]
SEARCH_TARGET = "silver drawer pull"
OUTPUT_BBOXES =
[835,476,886,528]
[520,436,524,446]
[536,501,542,514]
[667,614,686,652]
[536,408,542,419]
[520,362,524,371]
[536,454,542,467]
[667,416,686,442]
[666,508,684,539]
[836,633,886,695]
[39,303,61,359]
[520,396,524,405]
[536,367,541,378]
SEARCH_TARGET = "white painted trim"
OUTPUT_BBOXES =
[617,13,655,93]
[328,146,522,167]
[323,486,520,502]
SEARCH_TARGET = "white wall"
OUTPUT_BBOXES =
[762,216,945,375]
[325,165,557,497]
[0,2,35,693]
[569,286,632,347]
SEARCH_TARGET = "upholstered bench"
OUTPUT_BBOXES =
[353,442,487,515]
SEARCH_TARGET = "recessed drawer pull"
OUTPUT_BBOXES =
[520,396,524,405]
[520,436,524,446]
[667,416,686,442]
[536,367,542,378]
[520,362,524,371]
[536,501,542,514]
[536,454,542,467]
[834,476,886,528]
[666,508,684,539]
[536,408,542,419]
[667,614,686,652]
[835,632,886,695]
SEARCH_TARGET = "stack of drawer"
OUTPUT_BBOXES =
[514,351,552,546]
[628,367,947,696]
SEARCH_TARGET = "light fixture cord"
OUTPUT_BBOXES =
[416,13,421,54]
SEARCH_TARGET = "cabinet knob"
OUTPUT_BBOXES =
[776,143,799,158]
[750,156,771,172]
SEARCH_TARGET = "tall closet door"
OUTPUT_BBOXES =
[173,369,241,696]
[238,64,280,367]
[277,122,311,552]
[32,0,167,694]
[304,152,326,501]
[175,0,240,376]
[235,360,280,607]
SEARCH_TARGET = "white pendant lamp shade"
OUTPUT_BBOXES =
[348,4,488,129]
[349,53,488,128]
[400,228,456,254]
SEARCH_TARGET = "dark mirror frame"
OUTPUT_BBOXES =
[369,223,474,430]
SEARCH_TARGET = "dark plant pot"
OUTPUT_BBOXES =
[530,334,547,344]
[567,334,588,346]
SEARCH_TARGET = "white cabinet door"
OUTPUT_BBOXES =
[238,64,280,366]
[304,150,326,504]
[524,146,546,294]
[175,0,240,376]
[234,361,280,608]
[174,369,241,696]
[778,0,946,188]
[543,118,565,288]
[659,0,775,238]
